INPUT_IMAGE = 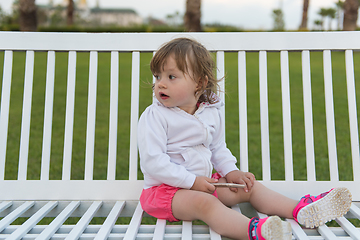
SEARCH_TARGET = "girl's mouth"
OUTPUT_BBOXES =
[160,92,169,99]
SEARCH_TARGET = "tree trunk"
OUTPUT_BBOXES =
[184,0,202,32]
[343,0,359,31]
[67,0,74,26]
[299,0,310,30]
[19,0,37,31]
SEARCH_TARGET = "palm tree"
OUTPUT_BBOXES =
[184,0,202,32]
[272,9,285,31]
[19,0,37,31]
[314,19,323,30]
[327,8,337,30]
[166,11,182,26]
[67,0,74,26]
[299,0,310,30]
[343,0,359,30]
[318,8,327,30]
[335,0,345,30]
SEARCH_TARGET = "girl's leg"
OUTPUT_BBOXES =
[172,189,250,240]
[216,178,298,219]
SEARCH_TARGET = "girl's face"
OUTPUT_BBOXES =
[153,56,199,114]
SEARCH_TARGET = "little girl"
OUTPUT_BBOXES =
[137,37,352,240]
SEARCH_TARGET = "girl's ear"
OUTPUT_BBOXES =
[196,76,209,91]
[195,76,209,99]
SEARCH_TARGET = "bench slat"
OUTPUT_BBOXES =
[209,228,221,240]
[152,51,157,103]
[181,221,192,240]
[64,201,102,240]
[6,201,58,240]
[0,50,13,180]
[317,225,338,240]
[2,32,360,51]
[259,51,271,181]
[0,201,35,232]
[85,51,98,181]
[0,202,12,214]
[323,50,339,182]
[94,201,125,240]
[335,217,360,240]
[231,204,242,213]
[35,201,81,240]
[129,51,140,181]
[216,51,225,114]
[123,202,143,240]
[107,51,119,181]
[40,51,56,181]
[287,219,311,240]
[349,204,360,219]
[257,212,267,219]
[280,51,294,181]
[62,51,77,181]
[216,51,225,144]
[18,51,35,180]
[238,51,249,172]
[0,181,143,201]
[345,50,360,182]
[153,219,166,240]
[301,50,316,181]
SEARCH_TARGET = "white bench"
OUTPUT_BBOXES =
[0,31,359,239]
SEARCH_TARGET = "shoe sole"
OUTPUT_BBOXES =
[261,216,292,240]
[297,187,352,228]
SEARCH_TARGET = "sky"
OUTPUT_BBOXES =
[1,0,359,30]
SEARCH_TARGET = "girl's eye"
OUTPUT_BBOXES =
[154,75,160,80]
[169,75,175,80]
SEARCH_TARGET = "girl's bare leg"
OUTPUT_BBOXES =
[172,179,298,240]
[172,189,250,240]
[216,178,298,218]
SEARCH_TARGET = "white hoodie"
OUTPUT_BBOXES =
[138,99,239,189]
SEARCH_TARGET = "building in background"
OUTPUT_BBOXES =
[36,0,143,27]
[90,8,142,26]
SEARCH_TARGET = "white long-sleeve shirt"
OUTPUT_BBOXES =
[138,99,239,189]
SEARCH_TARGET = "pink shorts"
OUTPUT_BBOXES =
[140,173,222,222]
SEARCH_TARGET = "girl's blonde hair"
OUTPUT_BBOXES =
[150,37,220,104]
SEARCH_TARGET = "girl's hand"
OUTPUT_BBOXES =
[190,176,218,194]
[225,170,255,193]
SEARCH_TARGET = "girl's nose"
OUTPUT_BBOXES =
[157,78,166,88]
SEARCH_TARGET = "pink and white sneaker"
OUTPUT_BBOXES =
[293,187,352,228]
[248,216,292,240]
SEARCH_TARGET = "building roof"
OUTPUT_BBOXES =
[37,4,138,15]
[90,8,138,15]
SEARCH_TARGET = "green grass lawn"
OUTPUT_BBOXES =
[223,51,360,182]
[1,50,360,182]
